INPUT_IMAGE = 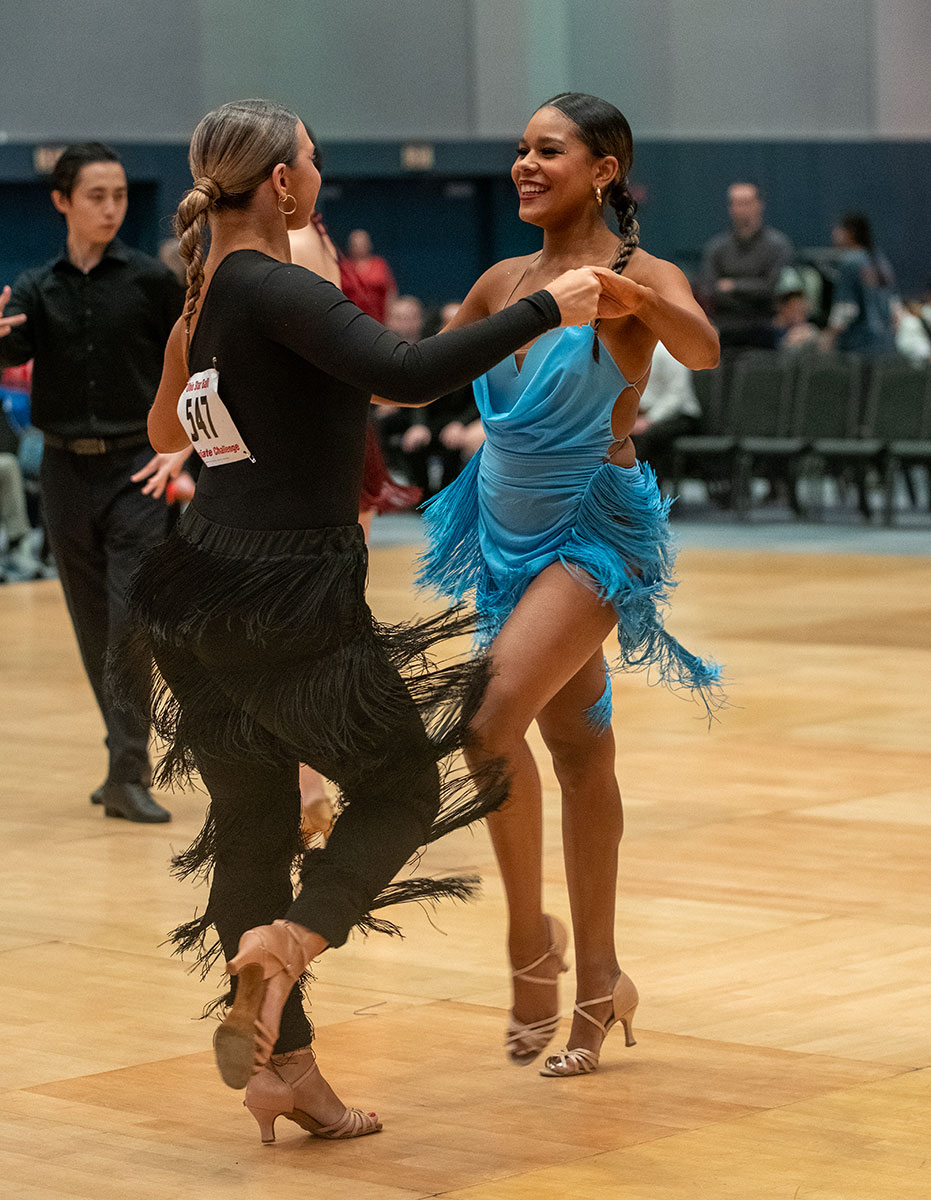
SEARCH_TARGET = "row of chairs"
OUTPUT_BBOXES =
[669,351,931,523]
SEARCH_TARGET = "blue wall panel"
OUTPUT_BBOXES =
[2,139,930,303]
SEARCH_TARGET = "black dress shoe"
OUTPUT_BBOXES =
[100,782,171,824]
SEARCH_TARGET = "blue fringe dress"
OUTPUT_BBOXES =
[417,325,723,725]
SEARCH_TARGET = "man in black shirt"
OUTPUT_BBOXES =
[0,143,186,822]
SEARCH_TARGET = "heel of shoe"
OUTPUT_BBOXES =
[244,1101,283,1144]
[612,973,639,1048]
[618,1003,637,1047]
[214,962,266,1089]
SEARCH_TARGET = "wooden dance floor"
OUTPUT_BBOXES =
[1,540,929,1198]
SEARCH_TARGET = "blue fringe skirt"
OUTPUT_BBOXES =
[417,448,724,725]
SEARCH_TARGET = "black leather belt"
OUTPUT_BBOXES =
[42,431,151,455]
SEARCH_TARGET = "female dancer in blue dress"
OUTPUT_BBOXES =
[419,93,723,1077]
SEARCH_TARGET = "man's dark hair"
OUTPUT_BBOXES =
[50,142,122,198]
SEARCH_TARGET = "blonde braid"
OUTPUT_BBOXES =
[174,178,219,350]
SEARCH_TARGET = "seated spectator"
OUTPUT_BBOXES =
[0,452,40,581]
[390,301,479,497]
[920,282,931,336]
[371,295,426,477]
[893,301,931,365]
[772,289,819,351]
[398,383,479,498]
[631,341,702,485]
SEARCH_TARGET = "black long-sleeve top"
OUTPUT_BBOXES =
[187,250,559,529]
[0,240,184,437]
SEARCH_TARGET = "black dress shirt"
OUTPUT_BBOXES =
[0,239,184,438]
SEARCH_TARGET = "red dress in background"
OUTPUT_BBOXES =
[343,255,396,325]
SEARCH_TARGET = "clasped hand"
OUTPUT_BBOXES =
[546,267,647,327]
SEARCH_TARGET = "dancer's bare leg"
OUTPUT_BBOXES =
[537,654,624,1057]
[299,765,335,839]
[467,563,617,1043]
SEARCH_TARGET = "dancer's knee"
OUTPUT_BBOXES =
[546,727,616,793]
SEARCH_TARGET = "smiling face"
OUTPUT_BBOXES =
[52,161,128,247]
[511,106,617,229]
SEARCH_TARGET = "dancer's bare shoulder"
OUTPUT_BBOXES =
[443,254,540,331]
[622,246,694,302]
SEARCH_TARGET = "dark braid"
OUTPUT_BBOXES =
[608,176,640,275]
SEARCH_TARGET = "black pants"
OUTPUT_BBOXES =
[40,443,170,786]
[137,515,444,1053]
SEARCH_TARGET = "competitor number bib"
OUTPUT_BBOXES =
[177,367,254,466]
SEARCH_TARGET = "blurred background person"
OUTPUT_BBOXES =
[821,213,896,355]
[894,299,931,365]
[393,301,480,498]
[345,228,397,323]
[630,341,702,487]
[772,288,820,350]
[371,294,427,478]
[0,451,37,581]
[700,181,793,349]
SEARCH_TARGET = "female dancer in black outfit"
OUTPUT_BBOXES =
[124,99,616,1142]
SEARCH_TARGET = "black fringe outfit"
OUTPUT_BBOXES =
[114,250,560,1052]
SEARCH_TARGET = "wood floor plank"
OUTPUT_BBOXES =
[440,1068,931,1200]
[1,542,929,1197]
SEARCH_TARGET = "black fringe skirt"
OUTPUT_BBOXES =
[112,504,507,978]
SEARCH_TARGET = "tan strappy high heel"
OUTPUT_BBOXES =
[540,971,638,1077]
[244,1046,382,1143]
[213,920,317,1090]
[505,914,570,1066]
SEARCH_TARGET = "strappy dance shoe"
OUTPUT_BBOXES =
[540,971,638,1077]
[244,1046,382,1143]
[505,914,569,1066]
[214,920,317,1090]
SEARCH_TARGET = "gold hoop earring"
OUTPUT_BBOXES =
[277,193,298,216]
[595,186,603,208]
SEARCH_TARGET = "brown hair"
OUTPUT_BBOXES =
[175,99,300,344]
